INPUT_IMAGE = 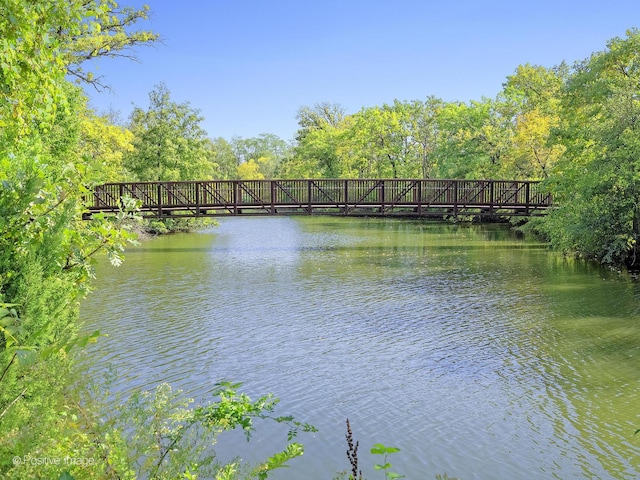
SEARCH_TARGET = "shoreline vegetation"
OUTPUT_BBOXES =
[2,1,640,478]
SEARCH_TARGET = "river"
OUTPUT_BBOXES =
[78,216,640,479]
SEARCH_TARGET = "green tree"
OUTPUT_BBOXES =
[509,108,565,179]
[540,29,640,267]
[237,158,266,179]
[0,0,76,139]
[295,101,346,142]
[502,63,568,114]
[286,99,452,180]
[61,0,159,89]
[345,99,445,179]
[79,107,135,182]
[209,136,238,179]
[432,99,507,178]
[280,102,350,178]
[501,64,567,179]
[0,2,151,478]
[405,97,445,178]
[124,82,215,181]
[231,133,290,179]
[286,118,352,178]
[348,103,413,178]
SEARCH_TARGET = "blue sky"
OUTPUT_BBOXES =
[83,0,640,142]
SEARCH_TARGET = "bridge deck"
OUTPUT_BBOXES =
[86,179,552,218]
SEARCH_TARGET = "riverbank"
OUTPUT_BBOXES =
[126,216,219,237]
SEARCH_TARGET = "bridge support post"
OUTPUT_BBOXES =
[490,181,495,215]
[270,181,276,214]
[343,179,349,215]
[157,183,162,218]
[453,180,458,219]
[195,182,201,216]
[118,184,124,211]
[233,181,239,215]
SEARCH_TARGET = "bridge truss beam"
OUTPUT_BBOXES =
[86,178,552,219]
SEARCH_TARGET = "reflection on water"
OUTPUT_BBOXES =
[79,217,640,479]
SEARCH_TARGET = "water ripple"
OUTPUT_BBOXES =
[79,218,640,480]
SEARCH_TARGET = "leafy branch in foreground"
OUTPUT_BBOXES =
[61,0,160,90]
[59,380,315,480]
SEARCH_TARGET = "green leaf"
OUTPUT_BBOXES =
[387,472,405,479]
[15,347,38,365]
[256,442,304,479]
[0,308,13,326]
[371,443,400,455]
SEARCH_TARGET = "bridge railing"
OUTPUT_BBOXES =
[87,178,552,217]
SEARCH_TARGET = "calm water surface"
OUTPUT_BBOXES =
[79,217,640,479]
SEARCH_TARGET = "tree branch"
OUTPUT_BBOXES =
[0,388,27,420]
[0,353,17,385]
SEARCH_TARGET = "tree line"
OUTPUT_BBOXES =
[2,0,640,478]
[111,29,640,269]
[104,72,565,184]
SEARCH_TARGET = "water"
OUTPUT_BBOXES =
[78,216,640,479]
